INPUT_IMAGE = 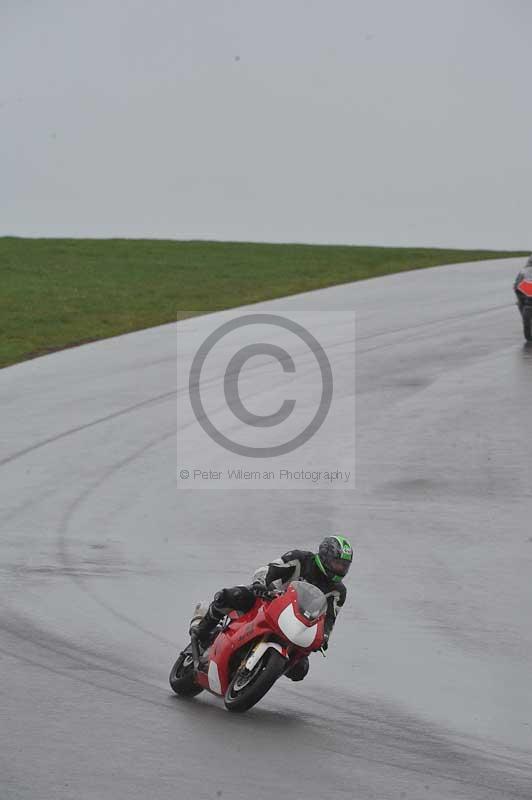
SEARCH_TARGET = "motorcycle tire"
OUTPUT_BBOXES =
[224,648,286,713]
[523,311,532,342]
[169,649,203,697]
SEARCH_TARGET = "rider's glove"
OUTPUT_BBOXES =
[250,581,272,599]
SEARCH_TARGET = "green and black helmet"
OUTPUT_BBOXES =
[315,535,353,583]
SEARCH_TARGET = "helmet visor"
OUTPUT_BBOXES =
[327,557,351,578]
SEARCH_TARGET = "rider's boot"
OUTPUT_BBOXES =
[190,596,225,647]
[285,656,310,682]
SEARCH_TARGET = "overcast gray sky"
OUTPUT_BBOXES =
[1,0,531,248]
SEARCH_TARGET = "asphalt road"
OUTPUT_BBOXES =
[1,258,531,800]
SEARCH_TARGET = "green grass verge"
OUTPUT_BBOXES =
[0,237,527,368]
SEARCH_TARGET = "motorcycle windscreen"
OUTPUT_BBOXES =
[290,581,327,620]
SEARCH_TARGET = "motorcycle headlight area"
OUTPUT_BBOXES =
[277,604,319,647]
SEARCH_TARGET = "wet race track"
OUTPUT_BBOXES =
[1,259,532,799]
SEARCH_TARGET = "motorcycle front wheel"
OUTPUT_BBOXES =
[224,649,286,713]
[169,647,203,697]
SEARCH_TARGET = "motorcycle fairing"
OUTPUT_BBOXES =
[517,279,532,298]
[207,660,222,694]
[277,604,320,648]
[197,600,276,695]
[196,584,325,697]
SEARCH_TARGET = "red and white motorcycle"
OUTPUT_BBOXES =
[169,581,327,712]
[515,268,532,342]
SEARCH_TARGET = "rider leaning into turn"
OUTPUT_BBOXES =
[192,535,354,682]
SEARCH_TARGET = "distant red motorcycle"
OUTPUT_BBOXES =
[169,581,327,712]
[515,265,532,342]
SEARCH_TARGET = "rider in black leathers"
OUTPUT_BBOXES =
[192,536,354,681]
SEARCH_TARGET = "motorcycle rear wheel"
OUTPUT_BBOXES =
[224,649,286,713]
[169,648,203,697]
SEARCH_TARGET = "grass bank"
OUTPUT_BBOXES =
[0,237,526,368]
